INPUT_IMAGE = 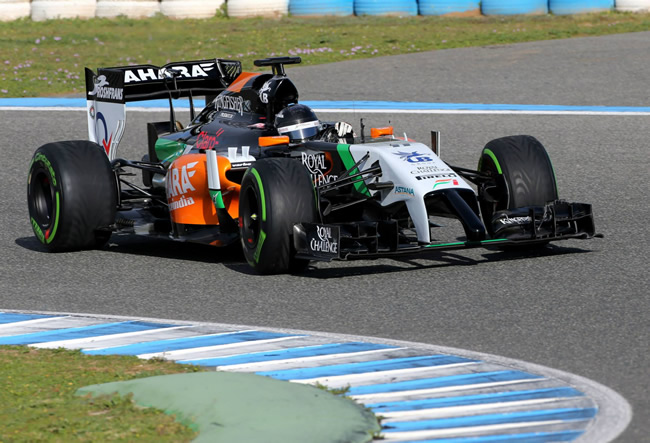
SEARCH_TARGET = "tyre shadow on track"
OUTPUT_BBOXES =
[287,244,593,279]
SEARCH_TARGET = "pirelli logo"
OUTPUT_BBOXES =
[416,173,457,181]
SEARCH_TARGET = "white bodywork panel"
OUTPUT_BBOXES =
[86,99,126,161]
[347,141,474,244]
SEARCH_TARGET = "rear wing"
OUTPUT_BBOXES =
[85,58,242,160]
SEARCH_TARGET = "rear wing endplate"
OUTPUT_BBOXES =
[85,59,242,160]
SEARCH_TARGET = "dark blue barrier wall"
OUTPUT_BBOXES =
[290,0,354,15]
[549,0,614,15]
[354,0,418,15]
[418,0,481,15]
[481,0,548,15]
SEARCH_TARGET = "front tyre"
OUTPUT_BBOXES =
[239,158,317,274]
[478,135,558,231]
[27,141,117,252]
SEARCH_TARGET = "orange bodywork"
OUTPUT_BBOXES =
[371,126,394,138]
[259,135,289,147]
[165,153,240,225]
[226,72,260,93]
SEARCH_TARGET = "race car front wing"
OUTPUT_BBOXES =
[293,200,598,261]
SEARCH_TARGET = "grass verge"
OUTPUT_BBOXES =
[0,346,201,441]
[0,11,649,97]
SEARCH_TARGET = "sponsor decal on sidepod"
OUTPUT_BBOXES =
[166,161,198,211]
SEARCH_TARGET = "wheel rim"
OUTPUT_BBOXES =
[241,184,261,249]
[479,155,507,234]
[30,169,55,229]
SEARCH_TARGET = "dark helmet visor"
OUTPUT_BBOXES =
[277,120,320,142]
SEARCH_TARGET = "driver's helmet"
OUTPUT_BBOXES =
[275,104,320,142]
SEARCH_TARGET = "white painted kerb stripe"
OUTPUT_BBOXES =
[0,316,68,331]
[292,361,477,387]
[379,397,584,422]
[138,335,305,360]
[216,347,406,372]
[32,325,192,349]
[350,379,548,403]
[380,419,587,441]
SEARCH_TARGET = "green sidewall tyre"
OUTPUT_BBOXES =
[27,140,117,252]
[239,158,317,274]
[478,135,558,241]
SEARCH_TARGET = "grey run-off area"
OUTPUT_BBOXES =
[1,32,648,441]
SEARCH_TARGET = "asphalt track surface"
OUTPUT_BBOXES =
[1,32,648,441]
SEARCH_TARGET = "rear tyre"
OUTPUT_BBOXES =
[478,135,558,237]
[239,158,317,274]
[27,141,117,252]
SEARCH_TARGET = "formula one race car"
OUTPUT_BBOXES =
[27,57,598,274]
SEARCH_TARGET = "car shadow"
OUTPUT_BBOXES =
[289,243,593,279]
[15,235,246,265]
[16,235,593,278]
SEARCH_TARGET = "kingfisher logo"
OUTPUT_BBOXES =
[433,178,459,189]
[394,151,434,163]
[215,95,244,115]
[259,80,273,104]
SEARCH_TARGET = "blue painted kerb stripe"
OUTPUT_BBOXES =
[258,354,476,380]
[396,430,584,442]
[177,341,397,366]
[83,330,296,355]
[348,370,543,396]
[366,387,584,412]
[0,312,57,324]
[382,407,598,432]
[2,97,650,113]
[0,321,178,345]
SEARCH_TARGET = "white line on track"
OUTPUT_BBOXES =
[314,109,650,116]
[3,106,650,116]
